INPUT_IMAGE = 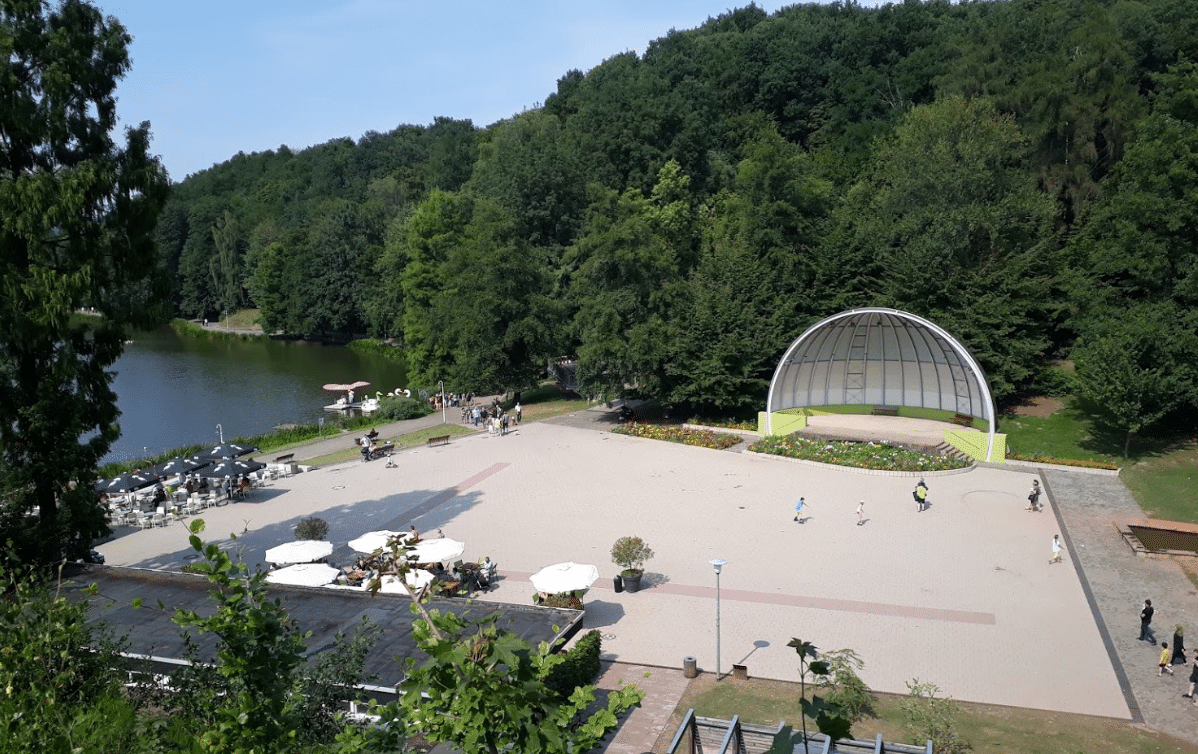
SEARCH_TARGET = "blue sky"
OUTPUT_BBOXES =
[95,1,881,182]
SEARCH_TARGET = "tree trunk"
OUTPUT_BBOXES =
[1124,429,1133,458]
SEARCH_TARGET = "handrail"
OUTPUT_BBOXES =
[666,708,696,754]
[717,713,740,754]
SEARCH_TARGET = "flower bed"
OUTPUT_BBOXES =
[687,417,758,432]
[750,435,970,472]
[1006,452,1119,470]
[611,423,742,450]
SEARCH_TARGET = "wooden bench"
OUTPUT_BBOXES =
[871,406,899,417]
[951,412,975,427]
[426,435,450,447]
[273,453,295,463]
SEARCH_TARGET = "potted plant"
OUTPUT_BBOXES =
[610,536,654,593]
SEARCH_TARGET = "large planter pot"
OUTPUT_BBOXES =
[622,570,643,593]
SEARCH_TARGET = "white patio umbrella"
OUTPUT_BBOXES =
[377,569,435,594]
[348,530,410,554]
[530,562,600,594]
[264,540,334,565]
[265,563,340,587]
[411,537,465,564]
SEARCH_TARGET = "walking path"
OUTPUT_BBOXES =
[97,405,1198,751]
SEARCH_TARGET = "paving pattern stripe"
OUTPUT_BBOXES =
[454,462,510,491]
[506,570,995,625]
[1041,473,1141,723]
[400,462,511,526]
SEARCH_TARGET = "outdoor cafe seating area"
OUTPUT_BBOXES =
[96,442,275,529]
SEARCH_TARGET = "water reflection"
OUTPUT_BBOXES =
[104,328,407,464]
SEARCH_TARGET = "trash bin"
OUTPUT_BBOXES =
[683,656,698,678]
[613,574,623,593]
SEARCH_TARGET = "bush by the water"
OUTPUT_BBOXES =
[294,517,329,541]
[373,396,433,421]
[543,630,602,702]
[611,423,741,450]
[751,435,969,472]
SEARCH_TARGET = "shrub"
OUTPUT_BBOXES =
[819,648,876,723]
[295,517,329,541]
[543,630,602,701]
[374,396,433,421]
[901,680,971,754]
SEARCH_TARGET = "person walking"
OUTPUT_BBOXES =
[1140,599,1156,643]
[914,480,928,512]
[1159,642,1175,676]
[1184,655,1198,700]
[794,497,809,523]
[1050,534,1063,564]
[1026,479,1042,511]
[515,402,522,424]
[1173,625,1187,665]
[856,500,865,526]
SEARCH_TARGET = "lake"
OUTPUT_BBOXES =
[104,328,408,464]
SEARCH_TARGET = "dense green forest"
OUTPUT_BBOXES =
[155,0,1198,428]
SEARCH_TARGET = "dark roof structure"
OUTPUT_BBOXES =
[766,307,996,458]
[68,565,582,699]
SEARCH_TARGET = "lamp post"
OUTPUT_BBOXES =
[438,380,446,424]
[710,558,726,680]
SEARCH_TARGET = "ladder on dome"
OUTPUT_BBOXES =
[844,325,869,405]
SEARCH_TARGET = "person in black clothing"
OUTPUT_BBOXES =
[1140,599,1156,642]
[1173,625,1187,665]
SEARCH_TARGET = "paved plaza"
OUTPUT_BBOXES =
[101,411,1143,729]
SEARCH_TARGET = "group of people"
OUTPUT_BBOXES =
[463,401,521,435]
[1140,600,1198,703]
[430,391,474,411]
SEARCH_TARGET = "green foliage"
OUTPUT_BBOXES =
[294,516,329,541]
[151,0,1198,432]
[169,317,262,341]
[818,648,876,724]
[610,535,655,575]
[0,561,137,754]
[751,435,970,472]
[900,680,971,754]
[374,611,642,754]
[765,638,853,754]
[347,337,408,364]
[611,422,742,449]
[171,519,310,753]
[0,0,171,565]
[373,395,433,421]
[543,630,603,702]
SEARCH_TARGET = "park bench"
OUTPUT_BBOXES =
[951,412,975,427]
[426,435,451,448]
[871,406,899,417]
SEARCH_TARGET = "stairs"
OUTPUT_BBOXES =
[934,441,970,462]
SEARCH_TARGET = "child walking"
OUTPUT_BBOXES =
[1160,642,1175,676]
[1050,534,1063,564]
[856,500,864,526]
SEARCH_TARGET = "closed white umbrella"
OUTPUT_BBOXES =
[530,562,600,594]
[411,537,465,564]
[264,540,334,565]
[265,563,340,587]
[348,530,409,554]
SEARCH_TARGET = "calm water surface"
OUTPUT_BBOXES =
[105,328,408,464]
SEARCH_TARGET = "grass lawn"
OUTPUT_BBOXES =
[301,424,478,467]
[1000,397,1198,523]
[664,674,1198,754]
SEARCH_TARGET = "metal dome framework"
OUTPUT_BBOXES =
[766,308,996,458]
